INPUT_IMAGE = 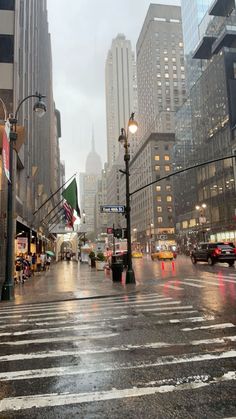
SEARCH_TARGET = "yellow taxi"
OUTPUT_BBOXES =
[151,249,174,261]
[132,251,143,258]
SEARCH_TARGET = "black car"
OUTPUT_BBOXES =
[191,242,236,266]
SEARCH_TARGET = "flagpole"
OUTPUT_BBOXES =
[33,173,77,215]
[39,198,64,224]
[43,207,64,227]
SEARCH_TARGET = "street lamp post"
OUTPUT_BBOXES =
[82,209,86,245]
[1,93,46,300]
[118,113,138,284]
[195,203,207,242]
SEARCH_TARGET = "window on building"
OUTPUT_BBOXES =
[165,145,169,150]
[233,63,236,78]
[155,155,160,161]
[167,195,172,202]
[172,57,176,62]
[164,57,168,62]
[165,165,170,171]
[179,42,183,47]
[164,65,169,70]
[0,35,14,63]
[157,217,163,223]
[157,81,162,86]
[157,196,162,202]
[165,73,169,78]
[157,206,162,212]
[166,185,171,191]
[164,155,170,161]
[156,185,161,191]
[155,165,160,171]
[0,0,14,9]
[167,206,173,212]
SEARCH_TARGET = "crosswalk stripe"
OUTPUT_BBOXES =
[0,349,235,381]
[182,323,235,332]
[169,280,204,288]
[0,300,180,320]
[204,275,236,285]
[0,335,234,363]
[0,314,213,330]
[163,284,183,290]
[0,332,119,346]
[0,370,235,412]
[0,295,171,315]
[184,278,220,286]
[0,293,164,312]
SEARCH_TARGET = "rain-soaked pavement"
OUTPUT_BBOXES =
[0,256,235,418]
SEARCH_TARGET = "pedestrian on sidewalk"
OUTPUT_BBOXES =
[46,255,51,271]
[36,253,41,273]
[31,253,36,276]
[40,252,46,271]
[15,255,24,284]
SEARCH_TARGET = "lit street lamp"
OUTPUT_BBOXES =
[195,203,207,242]
[1,93,46,300]
[118,112,138,284]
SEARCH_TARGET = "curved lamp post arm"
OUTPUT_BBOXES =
[14,92,46,119]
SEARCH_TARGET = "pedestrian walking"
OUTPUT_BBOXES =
[31,253,36,275]
[40,252,46,271]
[46,255,51,271]
[15,255,24,284]
[36,254,41,273]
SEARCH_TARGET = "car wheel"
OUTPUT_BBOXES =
[191,255,197,264]
[228,261,234,267]
[207,257,214,266]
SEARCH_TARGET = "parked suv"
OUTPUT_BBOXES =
[191,242,236,266]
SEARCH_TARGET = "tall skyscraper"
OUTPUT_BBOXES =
[181,0,212,89]
[136,4,186,143]
[105,34,137,168]
[0,0,61,283]
[79,134,102,236]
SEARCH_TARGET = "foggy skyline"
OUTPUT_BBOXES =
[47,0,180,180]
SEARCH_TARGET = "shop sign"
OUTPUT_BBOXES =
[16,237,28,254]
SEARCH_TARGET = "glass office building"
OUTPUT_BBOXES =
[181,0,212,89]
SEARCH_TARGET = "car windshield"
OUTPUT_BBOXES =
[217,244,234,249]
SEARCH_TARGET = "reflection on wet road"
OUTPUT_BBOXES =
[0,256,235,419]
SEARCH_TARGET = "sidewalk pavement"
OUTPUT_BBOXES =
[0,261,144,306]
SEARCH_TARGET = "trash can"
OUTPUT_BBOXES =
[111,261,123,282]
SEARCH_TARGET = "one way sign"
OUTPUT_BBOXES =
[100,205,125,214]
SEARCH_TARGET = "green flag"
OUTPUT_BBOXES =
[62,178,81,217]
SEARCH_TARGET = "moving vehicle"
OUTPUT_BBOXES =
[132,251,143,258]
[191,242,236,266]
[151,249,174,261]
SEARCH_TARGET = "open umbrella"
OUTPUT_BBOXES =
[46,250,55,257]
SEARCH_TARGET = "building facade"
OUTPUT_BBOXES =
[0,0,61,286]
[130,133,176,252]
[174,0,236,250]
[79,136,102,238]
[181,0,212,89]
[105,34,138,168]
[136,4,186,144]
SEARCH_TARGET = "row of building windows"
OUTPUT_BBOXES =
[157,195,172,202]
[155,155,170,161]
[155,165,171,171]
[156,216,173,223]
[157,206,173,212]
[156,185,172,191]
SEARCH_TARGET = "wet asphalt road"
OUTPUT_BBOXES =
[0,256,235,418]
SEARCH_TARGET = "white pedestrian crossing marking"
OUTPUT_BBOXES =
[0,350,235,381]
[0,291,235,416]
[0,371,235,412]
[182,323,235,332]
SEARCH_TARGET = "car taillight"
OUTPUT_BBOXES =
[213,248,221,256]
[234,248,236,254]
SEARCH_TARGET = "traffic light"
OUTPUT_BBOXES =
[122,228,127,239]
[114,228,122,238]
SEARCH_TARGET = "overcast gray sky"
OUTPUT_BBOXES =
[47,0,180,180]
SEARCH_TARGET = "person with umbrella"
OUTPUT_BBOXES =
[45,251,54,271]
